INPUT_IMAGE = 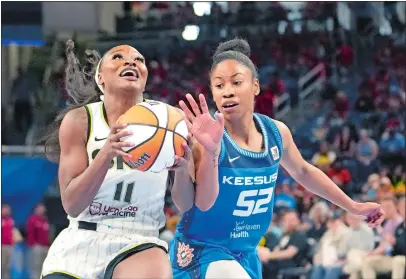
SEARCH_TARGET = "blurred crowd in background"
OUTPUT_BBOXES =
[1,1,405,279]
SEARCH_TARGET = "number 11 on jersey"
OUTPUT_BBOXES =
[233,187,274,217]
[114,181,135,203]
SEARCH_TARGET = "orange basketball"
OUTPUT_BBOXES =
[118,100,188,173]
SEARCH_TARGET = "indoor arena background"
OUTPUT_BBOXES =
[1,2,405,279]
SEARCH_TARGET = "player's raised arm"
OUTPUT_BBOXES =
[168,133,197,213]
[274,120,385,227]
[177,93,224,211]
[58,108,133,217]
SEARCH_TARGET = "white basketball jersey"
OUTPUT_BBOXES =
[67,101,168,232]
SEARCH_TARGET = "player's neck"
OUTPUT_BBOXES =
[225,114,257,144]
[103,94,143,125]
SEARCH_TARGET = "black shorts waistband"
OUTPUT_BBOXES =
[78,221,97,231]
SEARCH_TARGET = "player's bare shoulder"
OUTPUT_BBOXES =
[267,118,291,150]
[59,106,89,145]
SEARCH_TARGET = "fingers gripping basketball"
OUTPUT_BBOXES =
[118,101,188,172]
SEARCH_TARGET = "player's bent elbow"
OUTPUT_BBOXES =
[195,201,215,212]
[194,188,219,211]
[61,198,81,218]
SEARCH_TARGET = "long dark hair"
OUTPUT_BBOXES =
[43,40,103,162]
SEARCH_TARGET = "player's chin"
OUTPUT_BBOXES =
[117,81,145,95]
[220,106,241,120]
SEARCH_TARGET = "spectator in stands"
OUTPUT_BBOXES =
[310,213,349,279]
[354,87,375,113]
[342,212,375,279]
[361,173,380,202]
[332,91,350,122]
[26,202,50,279]
[337,43,354,79]
[260,216,283,252]
[378,177,396,200]
[345,196,402,279]
[312,141,336,172]
[274,181,297,213]
[269,72,285,96]
[358,73,376,98]
[333,125,356,159]
[302,201,331,242]
[1,204,14,279]
[11,67,37,136]
[356,129,379,167]
[327,160,352,196]
[390,166,406,195]
[361,195,406,279]
[258,210,308,278]
[255,84,274,118]
[379,123,406,167]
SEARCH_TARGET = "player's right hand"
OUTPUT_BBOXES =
[167,133,193,172]
[100,122,134,160]
[179,93,224,155]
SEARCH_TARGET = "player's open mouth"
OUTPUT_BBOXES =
[222,102,239,110]
[119,68,139,81]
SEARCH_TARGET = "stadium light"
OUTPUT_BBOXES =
[182,25,200,41]
[193,2,211,17]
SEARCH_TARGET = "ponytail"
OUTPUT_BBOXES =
[43,40,103,162]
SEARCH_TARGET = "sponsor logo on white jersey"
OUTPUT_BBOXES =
[89,202,138,218]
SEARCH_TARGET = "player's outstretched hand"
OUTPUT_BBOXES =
[351,202,385,228]
[101,122,134,160]
[167,133,193,172]
[179,93,224,154]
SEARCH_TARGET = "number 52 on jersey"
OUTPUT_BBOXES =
[233,187,274,217]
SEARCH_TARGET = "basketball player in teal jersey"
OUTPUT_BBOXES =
[169,38,385,279]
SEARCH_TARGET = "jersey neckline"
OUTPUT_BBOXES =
[100,99,148,130]
[222,114,269,159]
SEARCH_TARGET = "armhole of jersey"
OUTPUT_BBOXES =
[84,105,92,147]
[166,171,175,190]
[260,114,284,158]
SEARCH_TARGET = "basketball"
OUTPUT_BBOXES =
[118,100,188,173]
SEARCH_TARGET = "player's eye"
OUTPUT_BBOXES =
[112,54,123,60]
[215,84,223,89]
[135,57,145,63]
[233,81,242,86]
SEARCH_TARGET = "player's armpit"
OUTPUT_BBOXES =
[272,120,308,178]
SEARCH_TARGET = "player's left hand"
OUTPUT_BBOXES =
[351,202,385,228]
[167,133,193,172]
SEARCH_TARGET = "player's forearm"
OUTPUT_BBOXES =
[294,162,356,213]
[61,151,112,217]
[194,149,220,211]
[171,169,195,213]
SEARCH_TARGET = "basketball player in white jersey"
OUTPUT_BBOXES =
[41,40,193,279]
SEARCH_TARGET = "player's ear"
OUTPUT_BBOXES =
[97,72,104,86]
[254,78,260,96]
